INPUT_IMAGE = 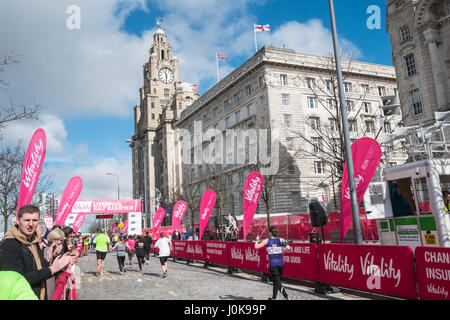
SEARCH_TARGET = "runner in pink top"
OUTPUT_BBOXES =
[126,236,136,266]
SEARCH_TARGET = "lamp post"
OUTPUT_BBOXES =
[328,0,363,244]
[126,138,150,229]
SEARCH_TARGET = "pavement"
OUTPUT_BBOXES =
[76,250,370,301]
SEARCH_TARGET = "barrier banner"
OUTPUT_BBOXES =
[172,240,188,259]
[243,172,264,240]
[199,190,216,240]
[340,137,381,242]
[228,242,267,273]
[171,200,187,233]
[318,244,417,299]
[283,243,319,282]
[54,176,83,226]
[72,213,86,233]
[415,246,450,300]
[16,128,47,221]
[186,241,205,261]
[205,241,229,266]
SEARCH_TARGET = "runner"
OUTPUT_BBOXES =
[93,229,111,276]
[134,236,146,273]
[111,236,127,274]
[154,232,172,278]
[126,235,136,266]
[255,226,293,300]
[83,236,90,256]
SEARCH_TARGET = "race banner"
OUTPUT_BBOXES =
[199,190,216,240]
[340,137,381,242]
[122,220,128,235]
[152,208,166,239]
[228,241,267,273]
[171,200,187,233]
[54,176,83,226]
[205,241,229,266]
[72,213,86,233]
[243,172,264,240]
[283,243,319,282]
[318,244,417,299]
[186,241,205,261]
[71,199,141,214]
[16,128,47,221]
[172,240,188,259]
[415,246,450,300]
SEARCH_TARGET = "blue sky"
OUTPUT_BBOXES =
[0,0,394,207]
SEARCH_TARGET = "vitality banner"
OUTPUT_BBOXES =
[243,172,264,240]
[171,200,187,233]
[152,208,166,238]
[16,128,47,221]
[54,176,83,226]
[340,137,381,242]
[199,190,216,240]
[72,213,86,233]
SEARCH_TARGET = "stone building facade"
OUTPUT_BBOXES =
[175,46,404,224]
[130,28,199,228]
[387,0,450,127]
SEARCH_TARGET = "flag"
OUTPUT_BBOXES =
[243,172,264,240]
[254,24,271,32]
[217,54,230,62]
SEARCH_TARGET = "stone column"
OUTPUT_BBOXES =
[423,28,448,111]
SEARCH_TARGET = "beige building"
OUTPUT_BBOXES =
[130,28,199,228]
[387,0,449,127]
[175,46,404,224]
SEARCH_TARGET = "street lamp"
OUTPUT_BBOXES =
[328,0,363,244]
[126,138,150,229]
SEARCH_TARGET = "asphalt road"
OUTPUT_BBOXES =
[76,250,367,301]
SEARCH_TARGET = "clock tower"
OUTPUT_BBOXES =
[131,25,199,229]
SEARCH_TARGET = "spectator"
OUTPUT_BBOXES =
[142,231,152,264]
[0,271,39,300]
[155,232,172,278]
[44,228,65,298]
[0,205,71,300]
[90,234,95,251]
[36,220,49,250]
[172,229,181,240]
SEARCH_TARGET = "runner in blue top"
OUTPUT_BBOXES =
[255,226,292,300]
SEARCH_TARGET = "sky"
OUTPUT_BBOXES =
[0,0,394,217]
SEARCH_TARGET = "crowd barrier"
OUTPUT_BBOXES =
[152,240,450,300]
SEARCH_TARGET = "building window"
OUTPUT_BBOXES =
[346,100,354,112]
[307,97,317,109]
[235,110,241,123]
[152,113,155,120]
[410,89,423,116]
[288,165,296,175]
[224,99,230,110]
[400,25,411,43]
[384,121,392,133]
[365,121,375,133]
[395,0,406,9]
[310,117,320,130]
[164,88,170,98]
[247,104,253,116]
[329,118,338,131]
[363,102,372,113]
[233,92,240,104]
[225,117,231,129]
[344,82,352,93]
[325,80,332,91]
[151,102,155,109]
[405,53,417,76]
[280,74,288,86]
[314,161,325,174]
[259,76,264,88]
[312,137,322,153]
[284,114,292,128]
[245,85,252,97]
[378,86,386,97]
[349,120,357,132]
[327,99,335,110]
[306,78,315,89]
[282,94,290,106]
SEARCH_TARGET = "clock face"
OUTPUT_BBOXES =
[158,67,174,84]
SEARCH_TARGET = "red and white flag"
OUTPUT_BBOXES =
[217,54,230,62]
[254,24,271,32]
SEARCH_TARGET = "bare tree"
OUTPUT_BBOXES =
[181,165,201,240]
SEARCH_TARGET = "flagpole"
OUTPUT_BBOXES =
[254,24,258,53]
[328,0,363,245]
[216,53,220,83]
